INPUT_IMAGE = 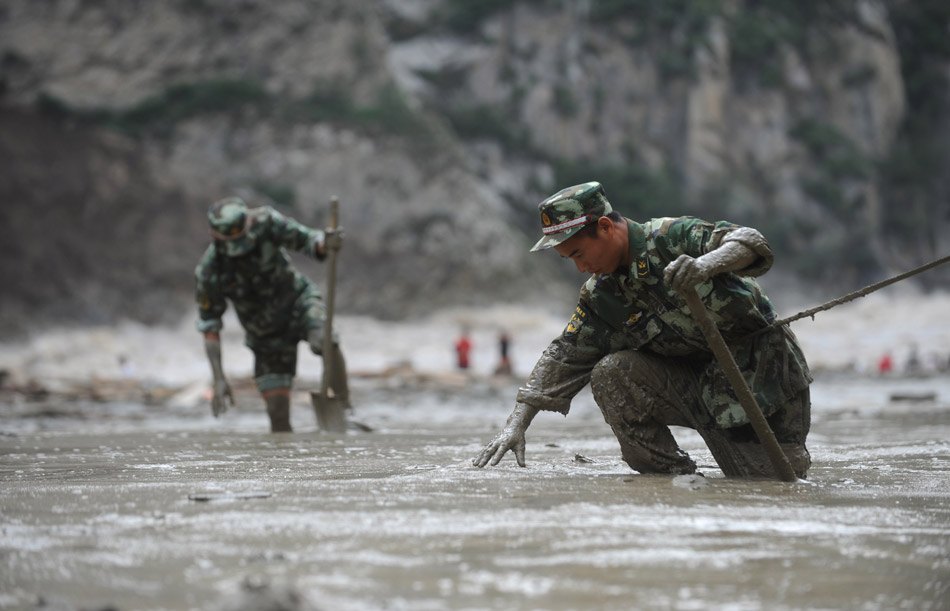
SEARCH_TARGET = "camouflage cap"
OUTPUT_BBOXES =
[529,181,613,252]
[208,196,255,257]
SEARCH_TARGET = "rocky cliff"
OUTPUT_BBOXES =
[1,0,947,335]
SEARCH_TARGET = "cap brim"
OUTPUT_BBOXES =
[529,225,583,252]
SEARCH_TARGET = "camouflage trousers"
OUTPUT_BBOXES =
[248,284,338,393]
[589,349,811,479]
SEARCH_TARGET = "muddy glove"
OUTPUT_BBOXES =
[322,228,344,253]
[211,377,234,417]
[663,242,757,293]
[663,255,715,293]
[473,402,539,468]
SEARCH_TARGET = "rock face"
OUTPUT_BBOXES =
[387,1,913,277]
[0,0,569,332]
[0,0,943,333]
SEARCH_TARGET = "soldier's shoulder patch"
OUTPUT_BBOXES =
[565,305,588,335]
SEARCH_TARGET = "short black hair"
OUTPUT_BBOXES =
[576,211,622,238]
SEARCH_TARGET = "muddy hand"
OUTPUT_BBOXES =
[211,378,234,417]
[472,402,537,468]
[323,227,344,253]
[473,428,527,468]
[663,254,713,293]
[665,242,759,293]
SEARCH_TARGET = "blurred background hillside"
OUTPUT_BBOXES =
[1,0,948,338]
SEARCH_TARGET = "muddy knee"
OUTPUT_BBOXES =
[590,352,646,421]
[591,352,632,398]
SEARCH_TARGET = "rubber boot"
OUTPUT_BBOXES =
[263,390,292,433]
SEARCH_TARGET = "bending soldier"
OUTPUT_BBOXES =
[474,182,812,478]
[194,196,350,432]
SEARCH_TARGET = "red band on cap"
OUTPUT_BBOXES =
[541,214,594,235]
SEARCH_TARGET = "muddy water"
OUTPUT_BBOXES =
[1,373,949,611]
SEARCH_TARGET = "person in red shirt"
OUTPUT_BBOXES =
[455,330,472,370]
[878,353,893,375]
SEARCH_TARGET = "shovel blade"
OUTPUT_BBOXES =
[311,391,347,433]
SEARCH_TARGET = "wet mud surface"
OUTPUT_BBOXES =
[2,374,949,610]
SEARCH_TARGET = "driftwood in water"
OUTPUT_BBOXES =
[889,391,937,403]
[0,375,189,404]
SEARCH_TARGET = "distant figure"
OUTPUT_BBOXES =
[118,354,136,378]
[878,353,893,376]
[494,330,512,376]
[905,344,922,376]
[194,196,350,432]
[455,330,472,370]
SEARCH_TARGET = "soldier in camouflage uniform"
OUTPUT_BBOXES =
[474,182,812,478]
[195,196,350,432]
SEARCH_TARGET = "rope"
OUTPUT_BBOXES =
[749,253,950,338]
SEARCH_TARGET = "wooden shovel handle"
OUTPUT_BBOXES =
[681,287,798,482]
[329,197,339,231]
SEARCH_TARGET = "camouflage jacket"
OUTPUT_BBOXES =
[195,206,325,344]
[516,217,812,428]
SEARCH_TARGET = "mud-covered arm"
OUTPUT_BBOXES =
[202,331,234,417]
[264,207,328,261]
[194,248,227,335]
[473,335,604,468]
[516,284,617,415]
[712,225,773,278]
[515,335,604,415]
[663,221,774,292]
[194,252,233,417]
[203,333,226,381]
[474,291,612,468]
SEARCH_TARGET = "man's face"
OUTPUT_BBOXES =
[553,220,623,275]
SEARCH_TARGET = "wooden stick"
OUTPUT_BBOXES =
[313,196,346,433]
[681,287,798,482]
[322,196,339,387]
